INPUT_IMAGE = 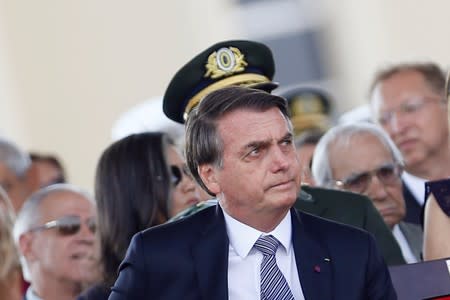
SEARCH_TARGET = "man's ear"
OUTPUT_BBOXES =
[198,164,221,195]
[19,233,37,262]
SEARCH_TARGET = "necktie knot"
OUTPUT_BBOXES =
[254,235,280,256]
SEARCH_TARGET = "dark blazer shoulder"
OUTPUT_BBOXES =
[295,208,370,239]
[402,181,422,225]
[77,283,110,300]
[139,204,221,242]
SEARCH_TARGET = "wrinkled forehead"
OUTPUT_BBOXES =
[39,190,95,220]
[371,71,437,110]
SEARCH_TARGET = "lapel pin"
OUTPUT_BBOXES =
[314,265,321,273]
[324,258,331,262]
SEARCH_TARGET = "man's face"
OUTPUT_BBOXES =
[330,133,405,228]
[0,163,31,212]
[371,70,448,172]
[26,191,98,285]
[202,107,301,224]
[31,160,63,188]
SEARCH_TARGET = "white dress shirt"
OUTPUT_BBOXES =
[392,224,418,264]
[402,171,427,206]
[222,207,305,300]
[26,287,43,300]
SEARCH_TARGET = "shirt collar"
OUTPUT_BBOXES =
[402,171,427,205]
[26,287,43,300]
[221,205,292,258]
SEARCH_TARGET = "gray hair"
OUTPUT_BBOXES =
[12,183,94,281]
[185,86,291,195]
[0,138,31,178]
[0,185,19,279]
[368,62,446,98]
[311,122,404,188]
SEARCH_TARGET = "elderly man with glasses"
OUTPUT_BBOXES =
[312,122,423,264]
[13,184,99,300]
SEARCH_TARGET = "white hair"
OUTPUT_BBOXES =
[13,183,94,281]
[312,122,404,187]
[0,137,31,178]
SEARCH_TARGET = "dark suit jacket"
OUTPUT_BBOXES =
[298,186,406,266]
[109,206,396,300]
[402,181,422,225]
[77,283,110,300]
[398,221,423,262]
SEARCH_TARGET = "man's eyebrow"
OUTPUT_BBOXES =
[244,140,271,151]
[238,139,270,156]
[279,132,293,142]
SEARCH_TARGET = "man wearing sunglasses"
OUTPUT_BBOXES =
[312,122,423,264]
[370,63,450,225]
[13,184,99,300]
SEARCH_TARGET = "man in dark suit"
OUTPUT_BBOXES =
[312,122,423,263]
[369,63,450,225]
[109,86,396,299]
[164,39,404,266]
[299,186,406,265]
[172,186,406,266]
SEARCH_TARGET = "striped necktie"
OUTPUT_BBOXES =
[254,235,295,300]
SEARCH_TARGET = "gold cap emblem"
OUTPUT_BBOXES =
[204,47,248,79]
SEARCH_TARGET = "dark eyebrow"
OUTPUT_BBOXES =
[279,132,293,142]
[242,140,271,153]
[239,131,293,156]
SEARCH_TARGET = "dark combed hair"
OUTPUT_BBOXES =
[369,62,446,97]
[185,86,289,195]
[94,132,171,285]
[30,152,67,184]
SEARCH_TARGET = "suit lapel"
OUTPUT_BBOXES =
[192,205,229,300]
[398,221,424,261]
[291,208,333,300]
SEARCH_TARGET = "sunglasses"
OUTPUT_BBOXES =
[170,164,192,187]
[29,215,96,236]
[335,163,402,194]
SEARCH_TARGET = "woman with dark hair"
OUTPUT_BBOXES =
[77,132,200,299]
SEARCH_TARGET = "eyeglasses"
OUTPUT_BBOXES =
[170,164,192,187]
[334,163,402,194]
[377,96,445,126]
[29,215,96,236]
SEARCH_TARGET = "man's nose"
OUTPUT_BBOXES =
[367,175,389,202]
[270,147,290,172]
[386,111,407,134]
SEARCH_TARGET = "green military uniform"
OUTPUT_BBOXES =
[163,39,406,266]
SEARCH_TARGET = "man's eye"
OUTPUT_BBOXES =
[403,102,422,113]
[346,173,369,188]
[281,139,292,146]
[249,148,260,156]
[378,113,392,125]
